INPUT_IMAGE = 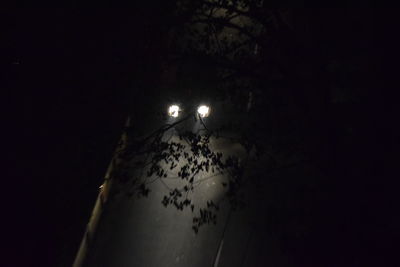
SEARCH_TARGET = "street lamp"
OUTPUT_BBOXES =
[197,105,210,118]
[168,105,180,118]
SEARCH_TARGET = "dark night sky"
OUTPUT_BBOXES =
[3,7,394,267]
[4,8,170,266]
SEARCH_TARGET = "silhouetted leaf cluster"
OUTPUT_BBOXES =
[115,115,245,232]
[192,208,218,234]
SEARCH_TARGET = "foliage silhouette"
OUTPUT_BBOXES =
[113,112,246,232]
[110,2,311,233]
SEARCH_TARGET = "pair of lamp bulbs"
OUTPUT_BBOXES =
[168,105,210,118]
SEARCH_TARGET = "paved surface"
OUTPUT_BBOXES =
[83,98,264,267]
[84,132,254,267]
[81,94,335,267]
[83,96,311,267]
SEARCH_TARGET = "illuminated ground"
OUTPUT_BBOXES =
[83,100,326,267]
[84,131,262,267]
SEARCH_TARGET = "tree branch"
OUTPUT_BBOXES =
[190,18,258,42]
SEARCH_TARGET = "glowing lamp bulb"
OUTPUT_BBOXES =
[197,105,210,118]
[168,105,180,117]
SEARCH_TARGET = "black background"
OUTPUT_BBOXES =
[3,7,395,267]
